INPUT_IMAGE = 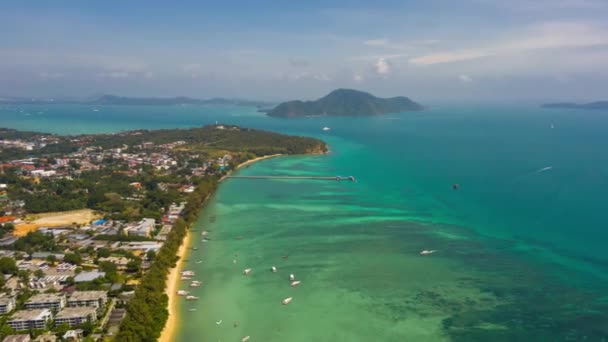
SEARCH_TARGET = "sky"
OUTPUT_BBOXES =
[1,0,607,102]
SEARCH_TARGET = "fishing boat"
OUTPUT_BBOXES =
[243,268,252,276]
[291,280,301,287]
[420,250,436,256]
[186,295,199,301]
[282,297,293,305]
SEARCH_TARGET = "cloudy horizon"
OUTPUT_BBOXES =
[1,0,607,102]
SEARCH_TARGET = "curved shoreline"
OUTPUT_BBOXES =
[158,154,283,342]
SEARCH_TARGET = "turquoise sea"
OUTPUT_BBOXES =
[3,103,608,340]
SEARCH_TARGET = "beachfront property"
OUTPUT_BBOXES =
[126,218,155,237]
[121,241,163,252]
[54,307,97,327]
[68,291,107,310]
[0,295,16,314]
[7,309,52,330]
[24,293,66,312]
[155,225,172,241]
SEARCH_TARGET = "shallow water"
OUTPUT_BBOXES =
[4,103,608,340]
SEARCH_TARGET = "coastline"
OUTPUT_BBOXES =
[158,229,192,342]
[159,154,282,342]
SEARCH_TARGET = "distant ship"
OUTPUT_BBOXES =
[322,127,331,131]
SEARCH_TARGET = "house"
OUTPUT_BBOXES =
[7,309,52,330]
[68,291,107,310]
[2,335,31,342]
[0,295,16,314]
[127,218,155,238]
[34,334,56,342]
[62,330,83,342]
[24,293,66,312]
[55,307,97,327]
[98,257,129,270]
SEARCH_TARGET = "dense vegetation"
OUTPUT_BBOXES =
[115,176,218,341]
[267,88,424,117]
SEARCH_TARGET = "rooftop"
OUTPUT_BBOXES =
[73,271,105,283]
[26,293,65,303]
[2,335,31,342]
[69,291,107,301]
[55,307,96,319]
[10,309,51,321]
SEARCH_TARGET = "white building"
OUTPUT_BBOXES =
[7,309,52,330]
[68,291,107,310]
[127,218,155,238]
[24,293,66,312]
[54,307,97,327]
[0,296,16,314]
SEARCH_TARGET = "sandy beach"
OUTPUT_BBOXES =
[159,154,281,342]
[158,229,191,342]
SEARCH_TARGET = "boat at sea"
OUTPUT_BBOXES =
[180,276,192,281]
[322,127,331,131]
[420,250,436,255]
[177,290,189,296]
[241,336,251,342]
[190,281,202,287]
[282,297,293,305]
[271,266,277,273]
[186,295,199,301]
[291,280,301,287]
[289,274,296,281]
[243,268,252,276]
[182,271,195,276]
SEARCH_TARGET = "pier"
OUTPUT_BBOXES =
[227,175,356,182]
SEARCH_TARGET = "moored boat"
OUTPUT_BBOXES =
[291,280,301,287]
[282,297,293,305]
[243,268,252,276]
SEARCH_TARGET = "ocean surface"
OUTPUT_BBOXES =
[3,103,608,341]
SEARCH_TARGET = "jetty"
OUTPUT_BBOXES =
[227,175,356,182]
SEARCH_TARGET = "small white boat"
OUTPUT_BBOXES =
[291,280,301,287]
[271,266,277,273]
[93,108,99,112]
[215,320,223,325]
[241,336,250,342]
[188,308,197,312]
[289,274,296,281]
[322,127,331,131]
[282,297,293,305]
[202,230,209,236]
[550,123,555,129]
[195,260,203,264]
[420,250,437,256]
[182,271,195,276]
[190,282,202,288]
[243,268,252,276]
[181,276,192,281]
[186,295,199,301]
[177,290,189,296]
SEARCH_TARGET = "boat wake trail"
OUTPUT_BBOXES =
[536,166,553,173]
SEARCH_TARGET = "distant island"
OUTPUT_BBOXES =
[0,95,272,107]
[267,89,424,118]
[542,101,608,110]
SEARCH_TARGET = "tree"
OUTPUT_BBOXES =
[146,250,156,261]
[0,257,17,274]
[55,322,70,336]
[45,254,57,266]
[34,269,46,279]
[63,252,82,265]
[96,248,111,259]
[126,259,141,273]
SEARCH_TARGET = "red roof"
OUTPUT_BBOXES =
[0,216,17,223]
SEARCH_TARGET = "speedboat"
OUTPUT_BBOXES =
[282,297,293,305]
[420,250,437,256]
[291,280,301,287]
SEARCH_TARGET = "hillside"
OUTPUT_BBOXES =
[267,89,424,117]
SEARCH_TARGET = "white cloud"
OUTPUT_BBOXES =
[353,73,364,82]
[373,58,391,75]
[409,21,608,66]
[458,74,473,83]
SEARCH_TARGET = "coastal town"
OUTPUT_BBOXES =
[0,126,326,341]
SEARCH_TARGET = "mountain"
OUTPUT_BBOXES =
[542,101,608,110]
[266,89,424,118]
[92,95,271,107]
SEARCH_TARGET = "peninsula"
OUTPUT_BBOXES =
[0,125,326,341]
[267,88,424,118]
[0,95,272,107]
[542,101,608,110]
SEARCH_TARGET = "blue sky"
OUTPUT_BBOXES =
[1,0,607,101]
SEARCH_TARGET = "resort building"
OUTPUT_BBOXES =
[0,296,16,314]
[127,218,155,237]
[24,293,66,312]
[7,309,52,330]
[54,307,97,327]
[68,291,107,310]
[73,271,105,283]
